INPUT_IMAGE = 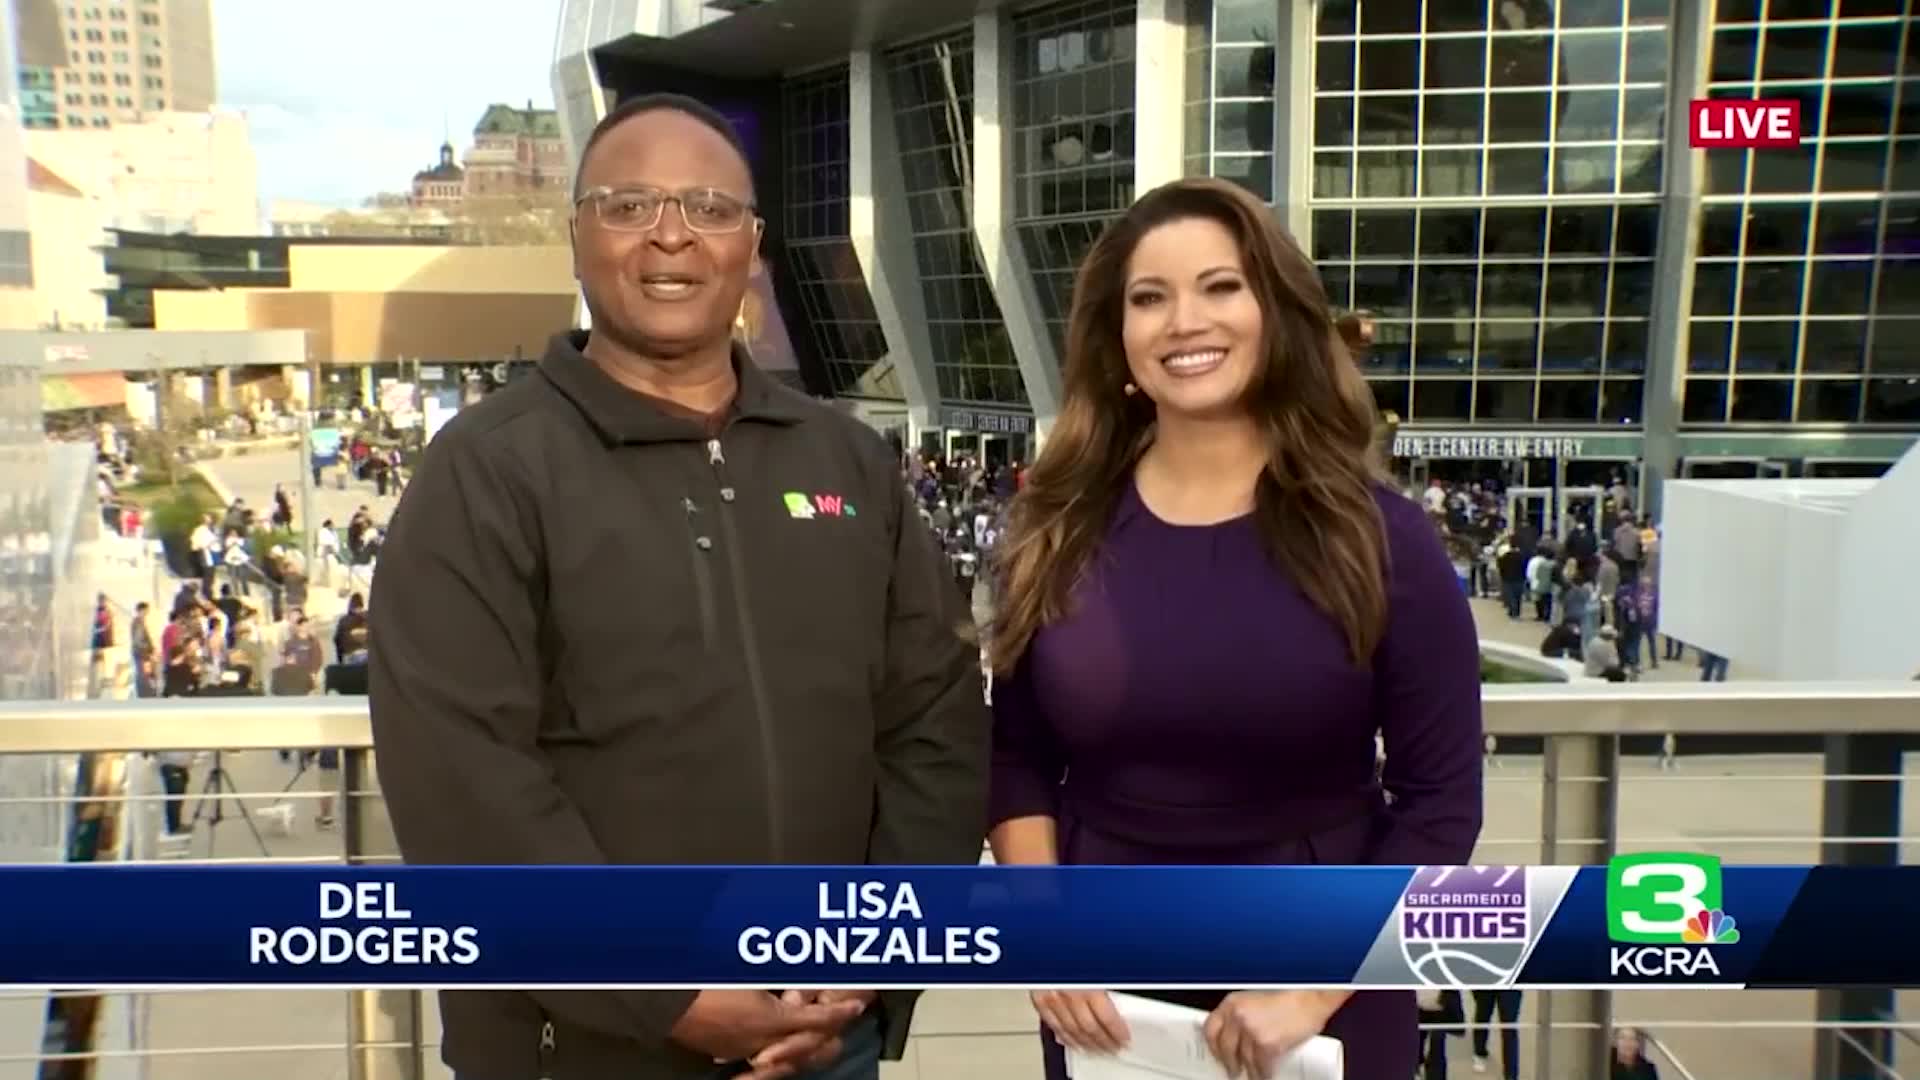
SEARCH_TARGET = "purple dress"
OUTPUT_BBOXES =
[990,481,1484,1080]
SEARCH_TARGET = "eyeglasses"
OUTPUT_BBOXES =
[575,185,757,234]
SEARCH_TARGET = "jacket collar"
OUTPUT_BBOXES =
[537,330,808,444]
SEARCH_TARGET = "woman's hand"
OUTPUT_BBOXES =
[1030,989,1130,1054]
[1203,990,1347,1078]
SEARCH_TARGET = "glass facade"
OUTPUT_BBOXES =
[1686,0,1920,426]
[1311,0,1669,426]
[18,67,58,128]
[780,66,900,400]
[1183,0,1278,202]
[887,35,1025,406]
[1012,0,1137,353]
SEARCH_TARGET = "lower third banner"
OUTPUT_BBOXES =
[0,861,1908,987]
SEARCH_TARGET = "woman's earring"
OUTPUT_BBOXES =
[1123,382,1138,396]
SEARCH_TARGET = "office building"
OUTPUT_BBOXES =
[24,0,215,131]
[551,0,1918,500]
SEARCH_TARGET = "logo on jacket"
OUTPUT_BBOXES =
[783,492,856,519]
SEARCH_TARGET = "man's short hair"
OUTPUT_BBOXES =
[572,92,754,200]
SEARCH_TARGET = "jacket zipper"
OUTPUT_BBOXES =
[538,1020,555,1071]
[707,436,784,861]
[682,496,719,650]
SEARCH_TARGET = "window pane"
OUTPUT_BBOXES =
[1422,93,1484,143]
[1808,261,1873,315]
[1488,92,1551,143]
[1420,209,1481,256]
[1538,379,1601,421]
[1415,321,1476,371]
[1739,263,1803,315]
[1735,320,1798,373]
[1489,147,1549,194]
[1482,265,1544,317]
[1689,322,1732,372]
[1682,377,1728,422]
[1422,150,1483,196]
[1424,38,1485,88]
[1477,322,1537,372]
[1798,379,1863,422]
[1356,96,1418,146]
[1412,379,1472,420]
[1730,379,1793,422]
[1354,209,1415,259]
[1476,380,1536,421]
[1542,321,1605,373]
[1312,209,1353,260]
[1483,207,1546,256]
[1546,265,1608,317]
[1607,322,1650,373]
[1417,266,1479,318]
[1803,320,1867,373]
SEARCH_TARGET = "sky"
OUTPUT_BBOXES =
[212,0,560,209]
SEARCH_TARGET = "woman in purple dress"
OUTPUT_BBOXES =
[986,177,1483,1080]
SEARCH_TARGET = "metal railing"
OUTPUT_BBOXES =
[0,682,1916,1080]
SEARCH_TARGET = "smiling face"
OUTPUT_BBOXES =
[572,108,761,361]
[1119,216,1266,421]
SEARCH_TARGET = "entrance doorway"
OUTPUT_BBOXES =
[1560,486,1605,537]
[1506,487,1551,536]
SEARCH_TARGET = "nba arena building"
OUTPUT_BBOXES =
[550,0,1918,524]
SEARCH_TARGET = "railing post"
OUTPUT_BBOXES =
[1813,733,1903,1080]
[1536,733,1618,1080]
[342,747,425,1080]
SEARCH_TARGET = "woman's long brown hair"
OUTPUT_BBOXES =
[988,177,1389,672]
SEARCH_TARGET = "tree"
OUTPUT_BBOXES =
[453,191,571,246]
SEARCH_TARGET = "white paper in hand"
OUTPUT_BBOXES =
[1063,994,1343,1080]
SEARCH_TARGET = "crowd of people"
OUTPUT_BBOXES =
[904,451,1021,606]
[1413,475,1727,683]
[1416,989,1660,1079]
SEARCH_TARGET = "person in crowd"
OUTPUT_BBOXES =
[1560,561,1597,645]
[215,585,244,647]
[187,513,217,595]
[274,610,325,696]
[154,747,192,836]
[272,482,294,530]
[89,593,114,694]
[1611,509,1642,581]
[1540,616,1584,662]
[130,601,156,699]
[368,92,989,1080]
[1595,550,1621,624]
[1526,545,1555,624]
[1611,1026,1661,1080]
[227,619,261,691]
[1469,990,1523,1080]
[1700,649,1730,682]
[334,593,368,663]
[1496,537,1528,620]
[161,616,204,698]
[1585,625,1626,681]
[1416,989,1464,1080]
[986,177,1482,1080]
[315,518,342,588]
[339,625,371,666]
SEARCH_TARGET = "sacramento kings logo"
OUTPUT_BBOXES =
[1396,866,1530,986]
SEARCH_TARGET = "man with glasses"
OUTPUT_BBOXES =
[369,93,988,1080]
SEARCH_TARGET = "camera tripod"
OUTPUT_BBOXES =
[186,750,270,858]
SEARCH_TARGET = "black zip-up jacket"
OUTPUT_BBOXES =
[367,332,990,1080]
